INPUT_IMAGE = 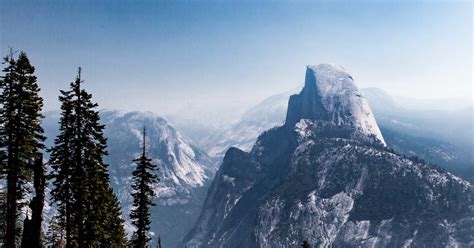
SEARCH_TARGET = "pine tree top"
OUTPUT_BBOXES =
[130,126,160,247]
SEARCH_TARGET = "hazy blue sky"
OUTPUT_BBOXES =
[1,0,472,120]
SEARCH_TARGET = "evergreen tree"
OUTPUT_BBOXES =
[0,50,45,248]
[130,127,159,248]
[69,68,110,246]
[48,87,75,247]
[49,68,126,247]
[21,153,45,248]
[102,188,127,247]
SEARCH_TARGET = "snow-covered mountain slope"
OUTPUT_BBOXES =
[285,64,385,145]
[102,111,214,192]
[182,65,474,248]
[203,90,297,157]
[43,110,217,248]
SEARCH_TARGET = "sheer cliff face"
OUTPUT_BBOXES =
[286,64,385,145]
[183,65,473,248]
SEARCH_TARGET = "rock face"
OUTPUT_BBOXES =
[286,65,385,145]
[182,65,473,248]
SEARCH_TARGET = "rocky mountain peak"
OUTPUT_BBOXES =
[286,64,386,145]
[183,65,472,247]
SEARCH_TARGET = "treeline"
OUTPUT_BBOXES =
[0,50,159,248]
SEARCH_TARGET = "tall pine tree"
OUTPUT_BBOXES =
[130,128,159,248]
[48,87,76,247]
[49,68,126,247]
[0,50,45,248]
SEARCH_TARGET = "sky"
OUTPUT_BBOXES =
[0,0,472,123]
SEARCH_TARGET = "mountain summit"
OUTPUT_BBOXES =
[286,64,385,145]
[183,65,473,248]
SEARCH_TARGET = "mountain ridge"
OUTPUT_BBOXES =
[182,64,473,247]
